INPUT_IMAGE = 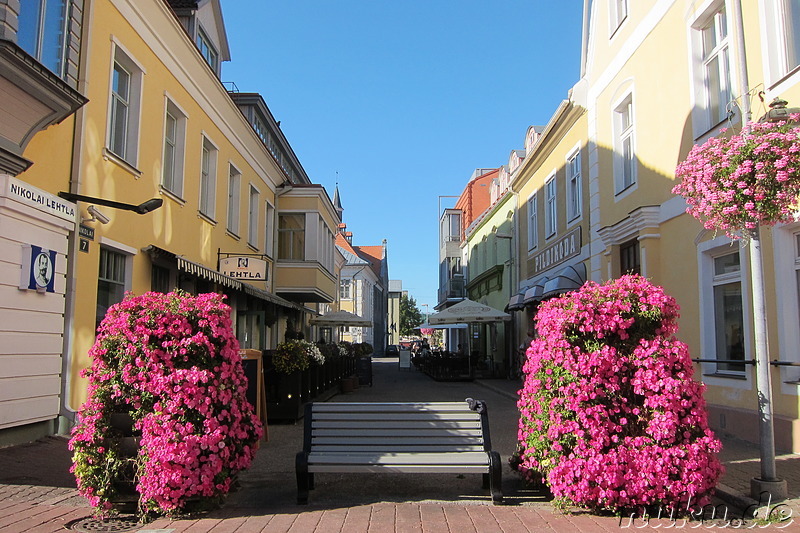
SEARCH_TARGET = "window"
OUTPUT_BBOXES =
[610,0,628,35]
[567,150,582,221]
[527,194,538,250]
[264,202,275,256]
[620,239,640,275]
[107,46,142,166]
[227,165,241,235]
[712,252,745,373]
[18,0,68,76]
[248,185,259,248]
[151,264,170,293]
[614,95,636,193]
[196,27,219,73]
[762,0,800,86]
[278,214,305,260]
[162,100,187,196]
[700,7,732,128]
[340,279,352,299]
[97,248,127,331]
[545,176,557,238]
[199,138,217,218]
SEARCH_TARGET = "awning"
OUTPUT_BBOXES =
[542,263,586,298]
[176,256,239,288]
[522,276,550,304]
[143,245,300,310]
[506,292,526,312]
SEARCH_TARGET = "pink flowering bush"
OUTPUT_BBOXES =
[673,117,800,238]
[69,291,262,517]
[514,275,723,513]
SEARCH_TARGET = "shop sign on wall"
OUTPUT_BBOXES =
[19,244,57,293]
[219,256,268,281]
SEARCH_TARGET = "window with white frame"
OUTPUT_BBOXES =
[248,185,259,248]
[199,138,217,219]
[763,1,800,85]
[545,175,557,238]
[567,150,582,221]
[278,213,305,260]
[107,46,142,166]
[614,95,636,193]
[227,165,241,235]
[264,201,275,256]
[610,0,628,35]
[97,247,128,331]
[340,279,352,300]
[196,26,219,74]
[18,0,68,76]
[711,251,745,373]
[162,100,186,196]
[527,194,538,250]
[699,7,732,128]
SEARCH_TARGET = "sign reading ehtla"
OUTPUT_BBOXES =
[20,244,57,293]
[219,256,267,281]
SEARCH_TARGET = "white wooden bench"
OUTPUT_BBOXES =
[295,399,503,504]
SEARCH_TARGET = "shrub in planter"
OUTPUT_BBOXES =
[514,275,722,513]
[69,291,262,517]
[273,340,311,374]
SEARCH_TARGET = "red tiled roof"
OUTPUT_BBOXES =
[454,169,499,240]
[353,245,384,279]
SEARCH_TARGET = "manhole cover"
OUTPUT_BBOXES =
[67,516,142,532]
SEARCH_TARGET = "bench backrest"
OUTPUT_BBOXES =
[302,400,493,454]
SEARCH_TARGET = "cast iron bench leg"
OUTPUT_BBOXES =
[295,451,310,504]
[488,451,503,504]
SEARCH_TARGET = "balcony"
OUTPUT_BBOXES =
[437,277,466,303]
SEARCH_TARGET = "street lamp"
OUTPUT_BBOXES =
[58,192,163,215]
[422,303,429,323]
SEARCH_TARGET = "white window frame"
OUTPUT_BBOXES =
[340,278,352,300]
[248,184,260,248]
[609,0,628,37]
[107,42,143,168]
[544,174,557,239]
[18,0,68,76]
[566,147,582,223]
[697,236,752,389]
[772,222,800,389]
[199,137,218,220]
[613,93,637,196]
[264,201,276,257]
[196,25,219,74]
[162,98,187,197]
[761,0,800,90]
[527,193,538,251]
[227,164,241,236]
[278,213,306,261]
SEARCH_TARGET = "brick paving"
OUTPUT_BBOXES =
[0,359,798,531]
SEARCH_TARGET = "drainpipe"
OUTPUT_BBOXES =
[730,0,787,500]
[59,0,95,434]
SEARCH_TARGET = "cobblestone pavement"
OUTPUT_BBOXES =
[0,358,798,531]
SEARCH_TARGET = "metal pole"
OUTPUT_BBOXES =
[748,229,778,482]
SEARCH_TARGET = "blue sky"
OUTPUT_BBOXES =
[221,1,584,313]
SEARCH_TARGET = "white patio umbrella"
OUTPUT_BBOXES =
[310,310,372,327]
[427,299,510,375]
[428,299,511,325]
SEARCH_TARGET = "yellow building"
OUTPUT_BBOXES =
[582,0,800,462]
[3,0,340,444]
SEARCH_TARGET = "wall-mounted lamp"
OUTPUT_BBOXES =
[58,192,163,215]
[83,205,110,224]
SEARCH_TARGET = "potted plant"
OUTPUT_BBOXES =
[69,291,262,518]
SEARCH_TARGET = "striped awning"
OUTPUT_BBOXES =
[144,245,299,310]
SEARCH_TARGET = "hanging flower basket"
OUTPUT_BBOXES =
[673,117,800,238]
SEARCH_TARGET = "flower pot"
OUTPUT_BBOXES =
[340,377,355,393]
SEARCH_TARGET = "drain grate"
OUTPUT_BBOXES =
[67,516,142,532]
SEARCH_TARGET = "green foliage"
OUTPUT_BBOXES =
[399,294,423,336]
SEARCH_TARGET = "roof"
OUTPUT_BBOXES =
[353,245,384,280]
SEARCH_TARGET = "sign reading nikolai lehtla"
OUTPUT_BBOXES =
[219,256,268,281]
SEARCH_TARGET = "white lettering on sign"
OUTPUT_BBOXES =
[219,256,268,281]
[532,227,581,275]
[4,176,76,223]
